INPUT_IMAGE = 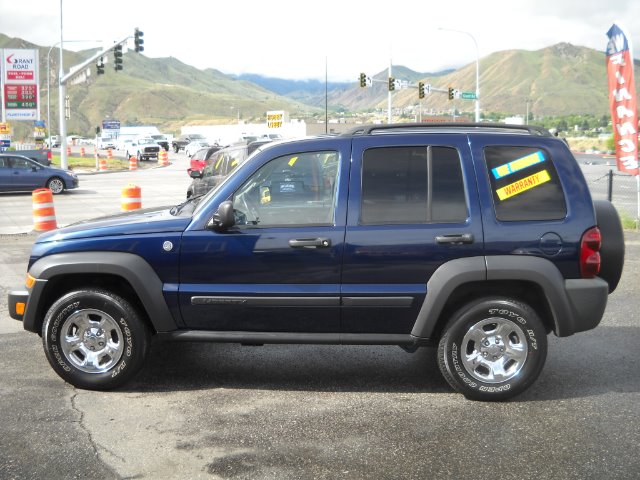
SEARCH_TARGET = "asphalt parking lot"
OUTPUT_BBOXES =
[1,231,639,479]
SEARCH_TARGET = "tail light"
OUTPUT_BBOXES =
[580,227,601,278]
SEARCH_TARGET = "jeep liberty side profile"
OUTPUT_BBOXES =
[9,124,624,401]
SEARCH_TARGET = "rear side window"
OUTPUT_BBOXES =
[360,146,467,224]
[484,146,566,221]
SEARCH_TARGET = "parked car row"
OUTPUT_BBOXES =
[186,139,275,198]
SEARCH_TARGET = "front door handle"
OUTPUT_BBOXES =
[435,233,474,245]
[289,238,332,248]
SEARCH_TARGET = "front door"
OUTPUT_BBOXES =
[179,145,348,333]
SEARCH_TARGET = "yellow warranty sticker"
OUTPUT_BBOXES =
[496,170,551,200]
[288,156,298,167]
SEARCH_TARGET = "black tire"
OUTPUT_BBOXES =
[438,297,547,401]
[46,176,65,194]
[42,289,150,391]
[594,200,625,293]
[174,145,179,153]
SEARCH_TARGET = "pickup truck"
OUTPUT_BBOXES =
[12,149,52,166]
[171,133,207,153]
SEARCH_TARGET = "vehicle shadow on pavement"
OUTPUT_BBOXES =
[127,341,452,395]
[123,325,640,400]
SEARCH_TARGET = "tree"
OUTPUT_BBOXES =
[557,119,568,132]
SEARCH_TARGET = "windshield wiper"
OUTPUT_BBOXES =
[169,194,204,216]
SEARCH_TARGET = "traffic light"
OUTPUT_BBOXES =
[114,45,123,71]
[134,28,144,53]
[448,87,454,100]
[96,58,105,75]
[389,77,395,91]
[359,72,367,88]
[418,82,425,99]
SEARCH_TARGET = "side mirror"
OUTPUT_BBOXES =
[208,200,235,230]
[189,169,203,179]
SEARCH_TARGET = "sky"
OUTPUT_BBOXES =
[0,0,638,82]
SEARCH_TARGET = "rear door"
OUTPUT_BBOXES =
[341,134,484,334]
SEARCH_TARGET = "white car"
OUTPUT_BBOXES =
[97,137,116,149]
[185,140,210,157]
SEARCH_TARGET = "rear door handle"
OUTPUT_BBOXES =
[289,238,332,248]
[435,233,474,245]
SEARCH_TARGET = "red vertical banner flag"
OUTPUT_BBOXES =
[606,24,639,176]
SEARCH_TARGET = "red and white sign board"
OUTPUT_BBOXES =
[2,48,39,121]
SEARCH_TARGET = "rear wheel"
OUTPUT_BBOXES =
[438,297,547,401]
[42,289,150,390]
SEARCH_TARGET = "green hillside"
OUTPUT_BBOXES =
[383,43,639,117]
[0,34,316,140]
[2,33,639,142]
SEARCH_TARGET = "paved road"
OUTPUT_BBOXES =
[0,150,191,234]
[1,231,639,479]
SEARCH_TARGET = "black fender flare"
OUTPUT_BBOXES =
[24,252,177,334]
[411,255,608,339]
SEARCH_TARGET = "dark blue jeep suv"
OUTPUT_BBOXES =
[8,124,624,400]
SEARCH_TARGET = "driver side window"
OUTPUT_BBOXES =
[232,151,339,227]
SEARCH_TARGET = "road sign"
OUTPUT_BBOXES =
[461,92,477,100]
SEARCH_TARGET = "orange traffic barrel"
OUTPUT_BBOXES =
[99,157,108,171]
[32,188,57,231]
[107,148,113,159]
[80,147,85,157]
[129,155,138,171]
[121,184,142,211]
[158,150,169,166]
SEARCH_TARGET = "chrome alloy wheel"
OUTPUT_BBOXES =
[461,318,528,384]
[60,309,124,374]
[48,178,64,194]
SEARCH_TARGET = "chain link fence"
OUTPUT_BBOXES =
[582,164,639,229]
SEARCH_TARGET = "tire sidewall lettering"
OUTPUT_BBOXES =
[441,299,547,399]
[42,289,148,389]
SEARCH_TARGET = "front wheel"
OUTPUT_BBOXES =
[42,289,150,390]
[437,297,547,401]
[46,177,65,194]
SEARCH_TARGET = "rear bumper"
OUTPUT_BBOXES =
[563,277,609,335]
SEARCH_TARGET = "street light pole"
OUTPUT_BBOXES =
[438,28,480,122]
[58,0,68,169]
[46,40,100,150]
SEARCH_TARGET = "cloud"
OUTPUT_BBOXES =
[1,0,638,81]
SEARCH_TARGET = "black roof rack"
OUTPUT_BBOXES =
[343,123,553,137]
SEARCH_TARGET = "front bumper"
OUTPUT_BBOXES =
[8,288,29,321]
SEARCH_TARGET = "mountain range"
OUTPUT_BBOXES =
[1,33,638,141]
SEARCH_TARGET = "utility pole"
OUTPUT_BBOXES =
[388,58,392,124]
[58,33,135,169]
[58,0,68,168]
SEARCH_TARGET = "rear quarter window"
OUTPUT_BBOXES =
[484,146,566,221]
